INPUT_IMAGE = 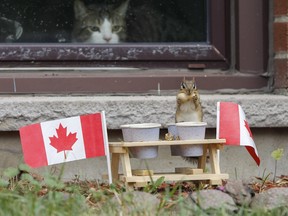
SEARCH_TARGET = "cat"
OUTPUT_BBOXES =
[72,0,129,43]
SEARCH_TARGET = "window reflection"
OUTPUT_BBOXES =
[0,0,207,43]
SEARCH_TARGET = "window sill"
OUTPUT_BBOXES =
[0,94,286,131]
[0,69,268,93]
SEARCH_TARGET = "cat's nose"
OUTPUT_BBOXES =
[103,35,112,42]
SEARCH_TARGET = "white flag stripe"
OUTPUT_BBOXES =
[239,105,259,156]
[41,116,86,165]
[239,105,249,147]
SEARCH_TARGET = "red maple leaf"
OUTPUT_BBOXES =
[244,120,253,138]
[49,123,78,159]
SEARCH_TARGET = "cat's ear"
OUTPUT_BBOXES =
[115,0,129,17]
[74,0,87,20]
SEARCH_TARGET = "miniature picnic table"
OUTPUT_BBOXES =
[109,139,229,187]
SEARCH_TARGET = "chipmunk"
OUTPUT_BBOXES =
[175,77,203,163]
[176,77,203,123]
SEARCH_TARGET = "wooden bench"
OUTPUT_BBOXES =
[109,139,229,188]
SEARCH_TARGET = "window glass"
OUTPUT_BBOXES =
[0,0,207,43]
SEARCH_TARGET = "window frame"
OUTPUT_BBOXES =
[0,0,269,94]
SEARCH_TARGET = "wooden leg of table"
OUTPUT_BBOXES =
[111,153,120,182]
[120,152,134,190]
[198,145,207,170]
[120,151,133,177]
[209,145,221,174]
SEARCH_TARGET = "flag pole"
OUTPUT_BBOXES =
[216,102,220,166]
[101,111,112,184]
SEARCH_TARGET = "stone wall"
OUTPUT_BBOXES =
[0,95,288,181]
[1,94,288,131]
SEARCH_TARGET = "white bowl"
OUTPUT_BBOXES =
[176,122,207,140]
[175,122,207,157]
[121,123,161,159]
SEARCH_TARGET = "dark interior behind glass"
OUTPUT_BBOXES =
[0,0,207,43]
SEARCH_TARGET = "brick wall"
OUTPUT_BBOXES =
[274,0,288,88]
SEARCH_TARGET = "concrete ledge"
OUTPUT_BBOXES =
[0,94,288,131]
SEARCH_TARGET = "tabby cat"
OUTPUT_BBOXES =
[72,0,129,43]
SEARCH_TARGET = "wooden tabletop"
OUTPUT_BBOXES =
[109,139,226,147]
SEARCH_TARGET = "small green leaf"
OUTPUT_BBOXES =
[18,164,30,172]
[20,173,34,181]
[20,173,41,187]
[44,176,65,189]
[0,179,9,188]
[3,167,20,178]
[271,148,284,161]
[154,176,165,188]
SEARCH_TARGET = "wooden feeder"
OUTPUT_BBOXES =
[109,139,229,188]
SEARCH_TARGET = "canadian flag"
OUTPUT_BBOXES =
[216,102,260,166]
[19,112,110,170]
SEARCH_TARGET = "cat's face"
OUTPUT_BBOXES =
[72,0,129,43]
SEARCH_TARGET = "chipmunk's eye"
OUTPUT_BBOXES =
[192,83,197,89]
[181,82,186,89]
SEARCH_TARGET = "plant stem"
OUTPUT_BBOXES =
[273,160,277,182]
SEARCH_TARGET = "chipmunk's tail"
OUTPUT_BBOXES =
[181,155,210,164]
[181,156,199,164]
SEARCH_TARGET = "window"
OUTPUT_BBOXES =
[0,0,269,93]
[1,0,207,43]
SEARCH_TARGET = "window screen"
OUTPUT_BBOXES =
[0,0,207,44]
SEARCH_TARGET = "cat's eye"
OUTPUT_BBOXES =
[89,26,100,32]
[112,26,122,33]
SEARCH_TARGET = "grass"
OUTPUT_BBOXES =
[0,164,288,216]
